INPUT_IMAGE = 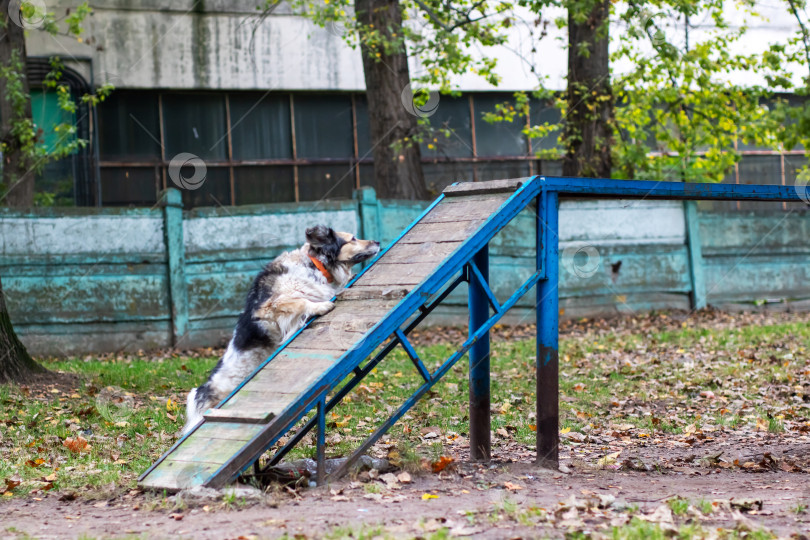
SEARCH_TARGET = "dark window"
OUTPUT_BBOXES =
[234,166,296,204]
[162,94,228,161]
[784,154,809,211]
[423,162,474,194]
[473,95,528,157]
[298,165,354,201]
[538,159,562,176]
[476,161,531,182]
[421,97,473,159]
[355,96,372,158]
[229,93,293,160]
[529,99,563,153]
[294,95,354,158]
[737,154,783,211]
[358,164,375,190]
[703,167,740,212]
[97,91,161,161]
[179,167,231,208]
[100,167,158,206]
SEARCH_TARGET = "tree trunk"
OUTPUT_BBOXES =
[562,0,613,178]
[355,0,429,200]
[0,0,36,207]
[0,275,44,383]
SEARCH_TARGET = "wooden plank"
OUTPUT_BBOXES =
[286,330,354,351]
[315,298,401,321]
[420,196,510,223]
[204,408,277,423]
[346,283,416,295]
[240,366,329,393]
[352,262,438,286]
[395,219,483,244]
[223,371,326,402]
[219,391,304,414]
[439,192,514,204]
[192,422,264,441]
[443,178,524,196]
[139,460,223,491]
[306,318,379,337]
[375,240,462,265]
[170,436,251,463]
[338,286,410,301]
[262,352,339,372]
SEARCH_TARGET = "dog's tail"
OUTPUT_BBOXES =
[183,387,205,435]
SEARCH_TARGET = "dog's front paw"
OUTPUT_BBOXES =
[312,301,335,316]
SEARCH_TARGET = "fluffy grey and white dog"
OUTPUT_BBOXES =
[183,225,380,433]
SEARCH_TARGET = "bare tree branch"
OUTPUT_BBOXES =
[786,0,810,84]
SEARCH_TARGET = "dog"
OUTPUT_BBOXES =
[183,225,380,433]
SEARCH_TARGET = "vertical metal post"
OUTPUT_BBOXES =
[684,200,707,310]
[469,245,491,462]
[355,187,380,270]
[536,190,559,467]
[161,187,189,346]
[317,397,326,486]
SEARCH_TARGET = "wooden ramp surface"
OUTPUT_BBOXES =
[139,179,525,491]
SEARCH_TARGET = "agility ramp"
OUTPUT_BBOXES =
[140,176,806,491]
[139,178,540,490]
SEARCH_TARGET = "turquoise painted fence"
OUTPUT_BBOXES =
[1,187,808,355]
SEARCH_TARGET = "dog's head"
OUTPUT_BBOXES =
[306,225,380,267]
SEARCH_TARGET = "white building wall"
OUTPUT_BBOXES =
[24,1,802,92]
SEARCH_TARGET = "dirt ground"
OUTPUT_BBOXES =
[2,440,809,539]
[2,310,810,539]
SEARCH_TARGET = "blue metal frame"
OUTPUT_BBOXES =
[138,193,450,484]
[536,189,559,464]
[468,246,492,462]
[142,175,808,488]
[206,179,542,486]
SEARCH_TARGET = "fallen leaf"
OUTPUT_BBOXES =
[421,493,439,500]
[730,498,763,512]
[431,456,454,473]
[597,451,622,467]
[4,476,21,491]
[504,482,523,491]
[380,473,399,487]
[63,436,90,453]
[396,472,412,484]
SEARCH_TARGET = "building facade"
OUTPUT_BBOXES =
[22,0,807,208]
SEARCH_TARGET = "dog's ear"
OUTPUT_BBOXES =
[306,225,336,248]
[306,225,342,264]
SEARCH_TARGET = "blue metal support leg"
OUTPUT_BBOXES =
[536,190,559,467]
[469,246,491,462]
[317,398,326,486]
